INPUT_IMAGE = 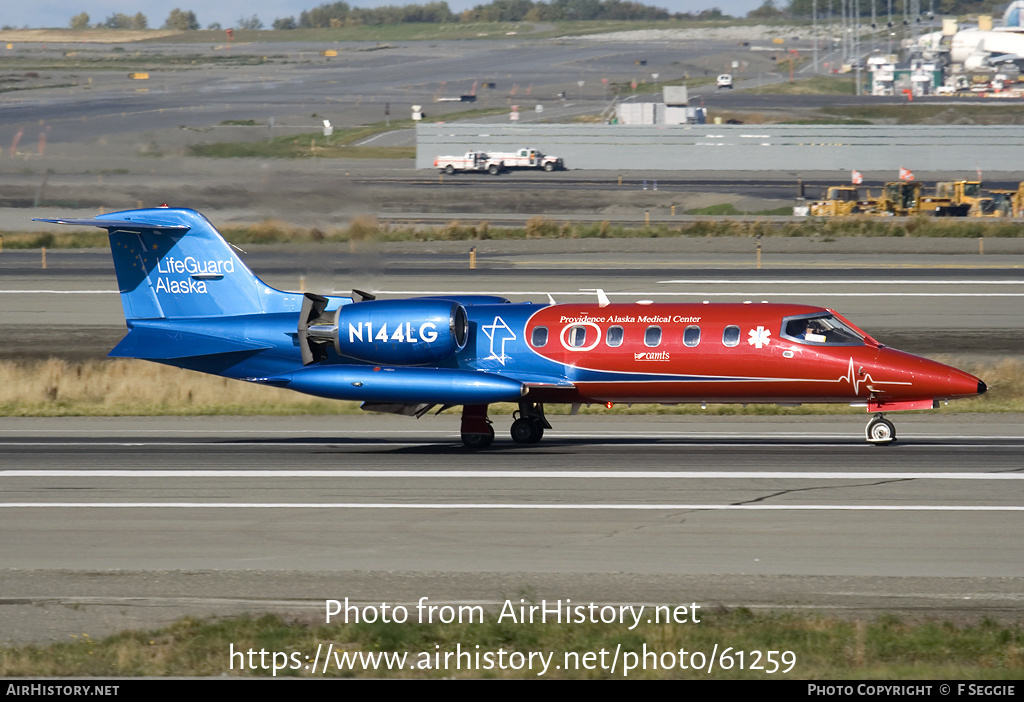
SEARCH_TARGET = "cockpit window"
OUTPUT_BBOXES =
[781,313,864,346]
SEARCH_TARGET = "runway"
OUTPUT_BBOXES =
[2,414,1021,574]
[1,414,1022,644]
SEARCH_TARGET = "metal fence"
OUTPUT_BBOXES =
[416,123,1024,172]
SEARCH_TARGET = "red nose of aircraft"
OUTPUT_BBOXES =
[876,348,986,400]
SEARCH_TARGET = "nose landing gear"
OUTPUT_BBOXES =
[866,413,896,445]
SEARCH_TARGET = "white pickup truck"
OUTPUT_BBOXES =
[488,147,564,171]
[433,151,505,175]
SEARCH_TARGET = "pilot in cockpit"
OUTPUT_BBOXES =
[789,319,827,343]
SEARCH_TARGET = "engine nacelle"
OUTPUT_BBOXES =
[311,299,468,365]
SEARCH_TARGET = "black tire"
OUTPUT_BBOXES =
[444,165,455,175]
[510,418,543,444]
[866,418,896,445]
[543,162,554,172]
[488,163,501,175]
[462,426,495,449]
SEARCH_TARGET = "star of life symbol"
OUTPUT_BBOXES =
[482,316,517,365]
[748,325,771,349]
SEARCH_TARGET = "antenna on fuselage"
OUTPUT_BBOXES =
[579,288,610,307]
[546,293,556,305]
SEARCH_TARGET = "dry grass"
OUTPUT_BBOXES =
[0,29,180,43]
[0,357,1019,417]
[0,359,359,416]
[10,217,1024,252]
[1,611,1022,678]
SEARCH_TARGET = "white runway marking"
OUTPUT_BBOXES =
[1,502,1021,511]
[3,280,1022,296]
[6,442,1024,454]
[17,288,1022,298]
[372,289,1024,298]
[3,470,1022,480]
[2,437,1024,448]
[2,429,1023,440]
[656,279,1024,285]
[0,290,118,294]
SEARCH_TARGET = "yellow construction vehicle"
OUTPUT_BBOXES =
[934,180,984,216]
[865,182,966,217]
[870,181,922,216]
[972,190,1014,217]
[998,182,1024,217]
[808,185,873,216]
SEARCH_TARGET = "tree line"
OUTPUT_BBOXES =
[70,8,202,30]
[70,0,1006,33]
[292,1,727,27]
[69,2,731,31]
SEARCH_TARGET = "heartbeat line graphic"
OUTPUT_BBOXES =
[837,357,911,395]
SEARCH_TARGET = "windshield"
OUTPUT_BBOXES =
[780,313,864,346]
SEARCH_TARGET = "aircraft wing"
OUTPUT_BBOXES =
[987,52,1024,66]
[491,370,577,390]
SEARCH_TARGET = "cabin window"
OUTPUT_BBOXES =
[683,325,701,347]
[568,325,589,348]
[531,326,548,347]
[780,313,864,347]
[644,326,662,347]
[722,325,740,347]
[606,326,624,347]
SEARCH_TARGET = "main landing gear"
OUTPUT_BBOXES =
[460,402,551,448]
[460,404,494,449]
[865,413,896,445]
[510,401,551,445]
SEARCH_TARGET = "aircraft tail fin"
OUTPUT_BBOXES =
[35,208,288,320]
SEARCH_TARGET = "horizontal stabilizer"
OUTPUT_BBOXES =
[33,217,190,233]
[109,326,273,360]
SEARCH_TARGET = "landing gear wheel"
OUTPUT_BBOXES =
[462,426,495,449]
[510,417,544,444]
[865,415,896,445]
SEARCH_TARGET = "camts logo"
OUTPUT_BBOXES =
[635,352,670,361]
